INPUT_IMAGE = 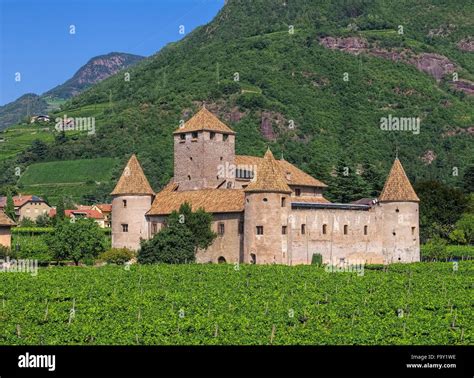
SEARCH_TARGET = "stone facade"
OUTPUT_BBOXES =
[112,107,420,265]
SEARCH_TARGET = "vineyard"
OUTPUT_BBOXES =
[0,262,472,345]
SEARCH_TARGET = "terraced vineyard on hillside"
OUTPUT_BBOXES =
[0,262,471,345]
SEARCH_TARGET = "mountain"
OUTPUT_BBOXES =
[43,52,145,99]
[0,94,49,129]
[0,52,145,130]
[1,0,473,203]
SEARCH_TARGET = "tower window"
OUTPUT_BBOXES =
[152,222,158,235]
[192,132,198,139]
[210,132,215,140]
[263,198,268,202]
[301,224,306,235]
[180,134,185,140]
[322,224,327,234]
[122,200,127,208]
[190,157,193,161]
[188,175,191,180]
[218,222,225,236]
[122,224,128,232]
[295,188,301,196]
[223,134,228,141]
[411,226,416,236]
[395,208,400,213]
[256,226,264,235]
[364,225,368,235]
[282,225,287,235]
[281,197,286,207]
[343,225,348,235]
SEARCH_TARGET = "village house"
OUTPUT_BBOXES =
[50,204,111,228]
[0,195,52,222]
[111,107,420,265]
[0,210,15,248]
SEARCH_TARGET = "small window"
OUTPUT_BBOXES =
[152,223,158,235]
[250,253,256,264]
[393,231,396,236]
[301,224,306,235]
[180,134,185,140]
[238,221,244,234]
[122,200,127,208]
[223,134,228,141]
[122,224,128,232]
[190,157,193,161]
[226,182,233,189]
[210,132,215,140]
[220,156,223,161]
[282,225,287,235]
[281,197,286,207]
[256,226,264,235]
[364,225,368,235]
[395,208,400,213]
[217,256,226,264]
[263,198,268,202]
[295,188,301,196]
[411,226,416,236]
[343,225,348,235]
[188,175,191,180]
[218,222,225,236]
[322,224,327,234]
[192,132,198,139]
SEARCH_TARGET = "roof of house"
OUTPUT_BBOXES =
[111,154,155,196]
[244,149,292,194]
[65,209,105,220]
[173,107,236,135]
[0,195,47,208]
[290,196,331,204]
[95,204,112,212]
[0,210,15,226]
[379,158,420,202]
[147,188,244,216]
[235,155,327,188]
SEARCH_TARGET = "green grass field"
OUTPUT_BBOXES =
[18,157,117,203]
[0,125,54,161]
[0,261,471,345]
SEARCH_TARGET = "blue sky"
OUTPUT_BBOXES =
[0,0,224,105]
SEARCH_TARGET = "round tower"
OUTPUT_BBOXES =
[243,149,292,264]
[111,154,155,251]
[378,158,420,263]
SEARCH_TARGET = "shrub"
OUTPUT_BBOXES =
[13,235,52,263]
[311,253,322,265]
[99,248,135,265]
[421,238,448,261]
[0,245,14,259]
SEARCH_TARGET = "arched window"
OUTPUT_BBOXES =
[217,256,226,264]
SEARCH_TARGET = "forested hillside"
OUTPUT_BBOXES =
[1,0,473,202]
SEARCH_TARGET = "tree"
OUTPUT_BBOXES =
[449,214,474,245]
[55,198,65,224]
[4,190,16,221]
[138,202,216,264]
[325,160,371,203]
[36,213,52,227]
[46,219,107,265]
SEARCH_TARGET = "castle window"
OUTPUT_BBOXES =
[282,225,287,235]
[218,222,225,236]
[364,225,368,235]
[122,200,127,208]
[210,132,215,140]
[322,224,327,234]
[190,157,193,161]
[223,134,228,141]
[393,231,396,236]
[281,197,286,207]
[395,208,400,213]
[226,181,233,189]
[122,224,128,232]
[256,226,264,235]
[301,224,306,235]
[188,175,191,180]
[343,225,348,235]
[220,156,223,161]
[152,222,158,235]
[238,221,244,234]
[217,256,226,264]
[411,226,416,236]
[250,253,256,264]
[263,198,268,202]
[180,134,185,140]
[192,132,198,139]
[295,188,301,196]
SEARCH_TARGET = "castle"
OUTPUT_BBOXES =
[111,107,420,265]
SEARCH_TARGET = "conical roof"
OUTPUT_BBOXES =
[244,149,292,194]
[111,154,155,196]
[0,210,15,226]
[379,158,419,202]
[173,106,235,134]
